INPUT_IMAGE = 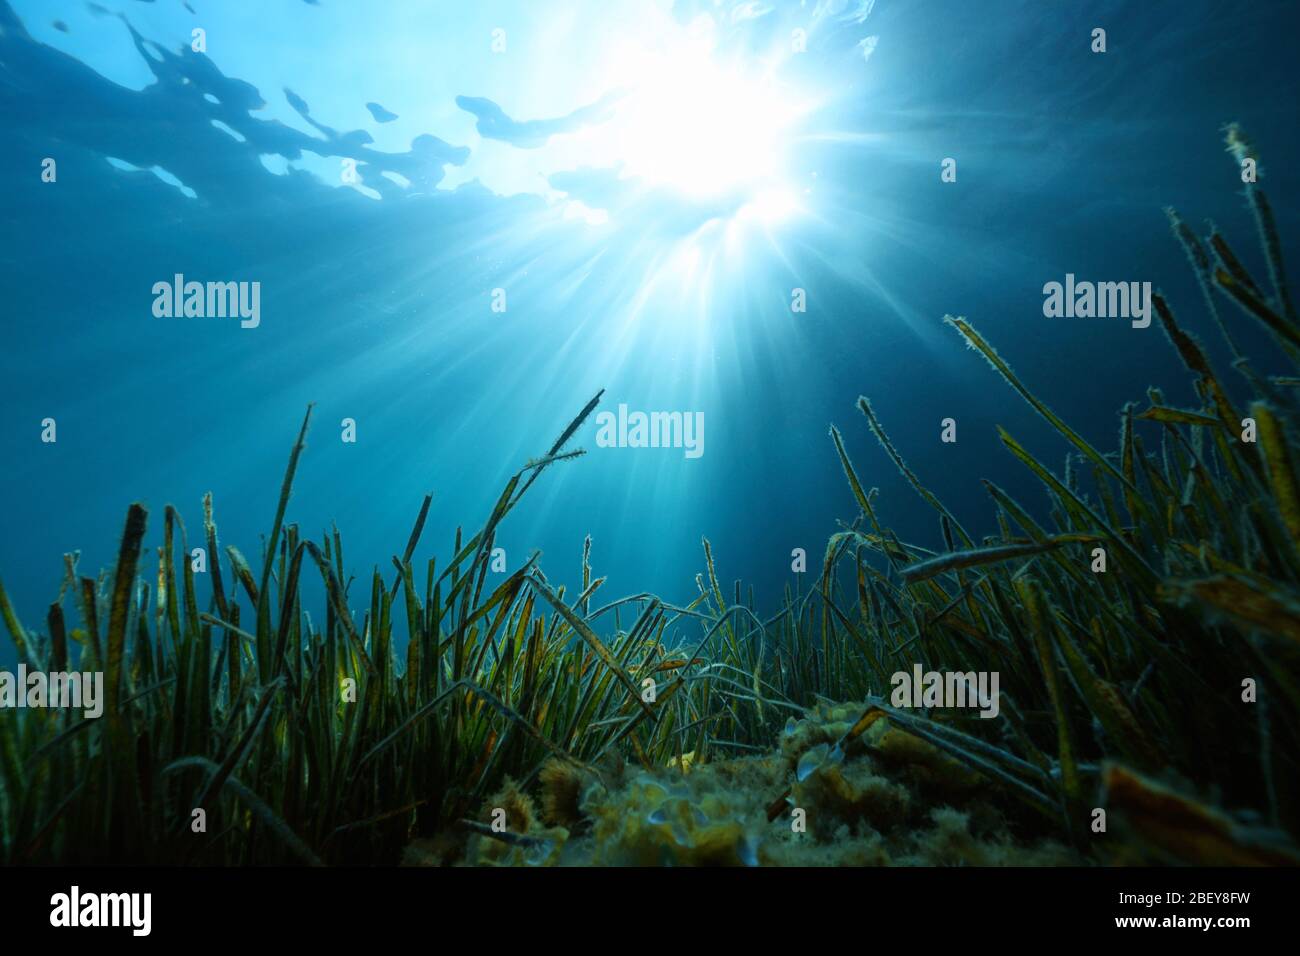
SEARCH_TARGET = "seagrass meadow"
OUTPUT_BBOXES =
[3,128,1300,867]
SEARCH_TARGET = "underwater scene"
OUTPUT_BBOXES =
[2,0,1300,888]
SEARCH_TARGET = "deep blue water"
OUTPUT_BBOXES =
[2,0,1298,665]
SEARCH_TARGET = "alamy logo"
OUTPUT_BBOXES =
[151,274,261,328]
[1042,273,1151,328]
[890,665,1000,718]
[0,666,103,719]
[50,886,151,936]
[595,404,704,459]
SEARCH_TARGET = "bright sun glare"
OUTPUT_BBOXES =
[585,14,808,217]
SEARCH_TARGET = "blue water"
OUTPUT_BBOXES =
[2,0,1298,663]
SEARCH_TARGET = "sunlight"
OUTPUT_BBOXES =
[589,15,808,204]
[738,185,803,224]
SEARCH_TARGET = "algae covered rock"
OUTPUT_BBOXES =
[438,700,1075,867]
[584,775,761,866]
